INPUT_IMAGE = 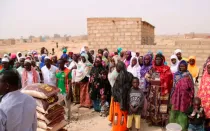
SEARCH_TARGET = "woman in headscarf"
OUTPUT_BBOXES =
[140,54,153,90]
[170,60,194,131]
[72,53,93,108]
[202,56,210,75]
[16,52,22,61]
[89,56,105,111]
[138,56,144,67]
[127,57,140,80]
[145,53,173,126]
[170,55,179,74]
[39,55,46,69]
[124,51,132,68]
[157,50,168,65]
[108,55,120,122]
[198,62,210,130]
[188,56,199,96]
[111,61,133,131]
[117,47,122,56]
[102,51,109,68]
[139,54,153,118]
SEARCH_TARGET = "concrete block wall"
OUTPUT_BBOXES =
[89,44,210,68]
[141,21,155,45]
[87,18,155,50]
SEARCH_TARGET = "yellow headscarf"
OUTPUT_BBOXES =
[188,56,199,78]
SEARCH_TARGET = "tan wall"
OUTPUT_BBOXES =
[141,22,155,45]
[88,18,155,50]
[32,37,42,43]
[89,43,210,68]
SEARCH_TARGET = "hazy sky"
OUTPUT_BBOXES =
[0,0,210,39]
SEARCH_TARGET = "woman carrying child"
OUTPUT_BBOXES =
[170,60,194,131]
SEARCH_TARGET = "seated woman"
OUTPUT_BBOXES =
[170,60,194,131]
[145,53,173,126]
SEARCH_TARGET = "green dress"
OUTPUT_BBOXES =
[169,106,188,131]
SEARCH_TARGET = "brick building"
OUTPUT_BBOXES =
[87,18,155,51]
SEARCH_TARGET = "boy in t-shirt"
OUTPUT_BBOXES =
[127,77,144,131]
[188,97,205,131]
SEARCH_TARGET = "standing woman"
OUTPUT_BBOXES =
[202,56,210,75]
[145,53,173,126]
[127,57,141,80]
[170,60,194,131]
[89,56,105,111]
[140,54,152,118]
[188,56,199,96]
[170,55,179,74]
[111,61,133,131]
[108,55,120,122]
[198,62,210,130]
[72,53,92,108]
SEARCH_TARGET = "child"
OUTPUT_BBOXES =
[100,70,112,104]
[100,95,109,117]
[127,77,144,131]
[188,97,205,131]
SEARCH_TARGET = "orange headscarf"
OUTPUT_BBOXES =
[188,56,199,78]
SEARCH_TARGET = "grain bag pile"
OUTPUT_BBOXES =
[21,83,68,131]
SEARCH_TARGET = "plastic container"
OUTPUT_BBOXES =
[166,123,182,131]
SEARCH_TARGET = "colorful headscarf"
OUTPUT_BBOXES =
[140,54,152,77]
[124,51,132,68]
[10,53,16,60]
[202,56,210,75]
[198,62,210,118]
[117,47,123,55]
[188,56,199,78]
[153,54,173,95]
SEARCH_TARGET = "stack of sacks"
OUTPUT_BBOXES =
[21,83,66,130]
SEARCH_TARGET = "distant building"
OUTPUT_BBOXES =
[54,34,61,38]
[87,17,155,51]
[4,39,16,45]
[32,37,42,43]
[185,33,210,39]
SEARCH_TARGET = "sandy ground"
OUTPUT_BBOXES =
[64,105,165,131]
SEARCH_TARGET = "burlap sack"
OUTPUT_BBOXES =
[37,120,52,130]
[48,115,65,127]
[36,94,65,114]
[36,105,65,124]
[35,95,59,111]
[21,83,60,99]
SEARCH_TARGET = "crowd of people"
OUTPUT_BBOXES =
[0,46,210,131]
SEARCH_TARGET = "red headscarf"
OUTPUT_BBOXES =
[153,54,173,95]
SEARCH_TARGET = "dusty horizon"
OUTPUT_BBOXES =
[1,0,210,39]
